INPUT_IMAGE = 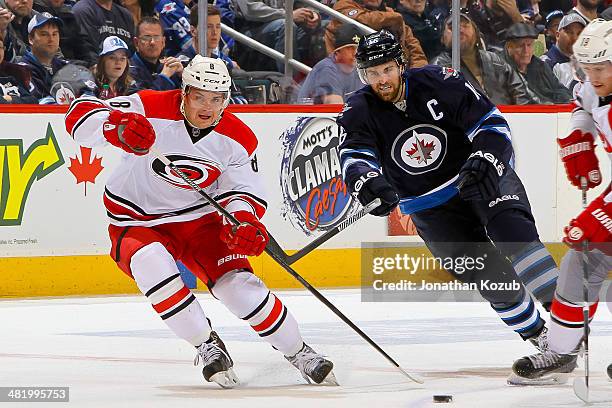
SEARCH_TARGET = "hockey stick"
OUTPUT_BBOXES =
[280,198,381,265]
[152,148,423,384]
[573,177,590,403]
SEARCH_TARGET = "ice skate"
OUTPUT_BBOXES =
[194,331,239,388]
[286,343,338,385]
[508,349,577,386]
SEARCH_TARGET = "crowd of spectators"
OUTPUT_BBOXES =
[0,0,609,105]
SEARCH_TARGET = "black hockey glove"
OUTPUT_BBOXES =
[457,150,506,201]
[353,172,400,216]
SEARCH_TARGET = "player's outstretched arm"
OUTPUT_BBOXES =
[337,98,399,216]
[65,93,153,154]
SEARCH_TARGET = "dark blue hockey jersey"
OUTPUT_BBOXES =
[337,65,514,215]
[155,0,193,57]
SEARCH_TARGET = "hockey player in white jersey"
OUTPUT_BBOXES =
[511,19,612,384]
[64,55,337,388]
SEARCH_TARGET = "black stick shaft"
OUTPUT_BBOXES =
[153,149,422,384]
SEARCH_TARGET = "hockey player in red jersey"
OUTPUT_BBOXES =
[65,55,337,388]
[511,19,612,385]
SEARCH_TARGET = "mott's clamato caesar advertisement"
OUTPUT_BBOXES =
[279,117,360,234]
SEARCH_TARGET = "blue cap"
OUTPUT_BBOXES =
[28,12,63,34]
[545,10,564,28]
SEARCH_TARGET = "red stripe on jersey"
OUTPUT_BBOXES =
[152,285,191,313]
[551,298,598,324]
[251,296,282,332]
[605,107,612,153]
[215,112,258,156]
[103,193,159,221]
[138,90,183,120]
[65,99,107,135]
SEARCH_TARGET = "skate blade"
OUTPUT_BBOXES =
[507,372,569,386]
[209,368,240,389]
[321,370,339,386]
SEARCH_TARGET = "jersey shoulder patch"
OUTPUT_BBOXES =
[215,111,258,156]
[138,89,183,120]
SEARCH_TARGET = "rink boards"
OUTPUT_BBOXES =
[0,104,609,297]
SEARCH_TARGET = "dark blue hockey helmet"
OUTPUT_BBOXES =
[356,30,405,83]
[356,29,405,69]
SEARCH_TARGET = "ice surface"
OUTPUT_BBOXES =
[1,289,610,407]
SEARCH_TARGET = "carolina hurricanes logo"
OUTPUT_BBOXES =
[391,124,447,175]
[152,154,222,190]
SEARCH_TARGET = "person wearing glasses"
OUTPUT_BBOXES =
[129,16,183,91]
[72,0,135,54]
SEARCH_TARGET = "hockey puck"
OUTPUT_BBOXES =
[607,363,612,380]
[433,395,453,403]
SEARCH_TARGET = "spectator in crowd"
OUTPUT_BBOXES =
[17,13,69,101]
[0,40,36,102]
[478,0,525,50]
[431,13,539,105]
[569,0,602,23]
[155,0,193,57]
[1,0,40,60]
[94,35,134,99]
[119,0,141,26]
[182,4,236,69]
[72,0,135,54]
[543,9,563,49]
[129,16,182,91]
[0,7,15,61]
[396,0,443,60]
[501,22,571,103]
[181,5,246,104]
[233,0,322,72]
[326,0,427,68]
[518,0,542,24]
[297,23,362,104]
[541,13,586,89]
[32,0,98,66]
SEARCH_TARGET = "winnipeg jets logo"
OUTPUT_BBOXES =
[406,134,436,164]
[441,67,458,80]
[391,125,447,175]
[161,2,176,13]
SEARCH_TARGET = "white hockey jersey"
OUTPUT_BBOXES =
[65,90,267,227]
[568,81,611,203]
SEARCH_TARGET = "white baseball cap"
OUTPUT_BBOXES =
[99,36,130,57]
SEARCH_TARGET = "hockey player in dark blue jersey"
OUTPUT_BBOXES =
[338,30,561,374]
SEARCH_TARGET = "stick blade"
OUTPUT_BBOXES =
[573,377,612,405]
[398,366,424,384]
[573,377,589,403]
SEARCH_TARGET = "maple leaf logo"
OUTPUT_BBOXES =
[68,146,104,196]
[406,132,436,164]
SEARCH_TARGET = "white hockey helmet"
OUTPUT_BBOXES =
[573,18,612,64]
[182,55,231,108]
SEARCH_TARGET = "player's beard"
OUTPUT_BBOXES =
[373,79,402,102]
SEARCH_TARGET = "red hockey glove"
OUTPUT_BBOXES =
[103,110,155,155]
[563,188,612,255]
[220,211,269,256]
[557,130,601,190]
